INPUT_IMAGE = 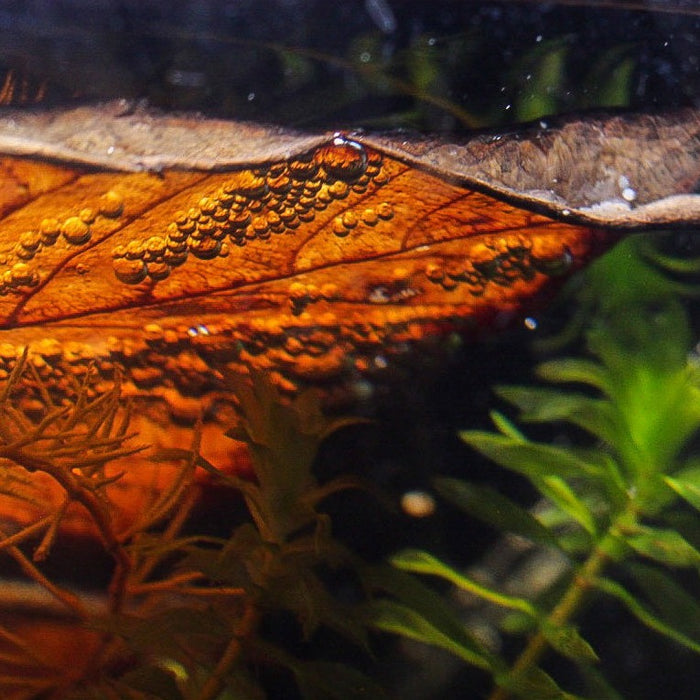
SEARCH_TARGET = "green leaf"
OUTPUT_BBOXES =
[595,577,700,655]
[361,564,496,666]
[390,549,537,617]
[575,664,625,700]
[539,621,599,663]
[627,526,700,569]
[536,358,609,393]
[665,468,700,512]
[538,476,597,536]
[625,562,700,643]
[496,664,584,700]
[459,431,603,480]
[490,410,527,441]
[434,477,557,546]
[366,598,494,671]
[496,386,615,445]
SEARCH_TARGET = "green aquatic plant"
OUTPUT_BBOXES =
[368,236,700,699]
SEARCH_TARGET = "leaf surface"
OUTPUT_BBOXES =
[0,105,695,533]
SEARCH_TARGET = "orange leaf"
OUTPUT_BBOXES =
[0,104,696,535]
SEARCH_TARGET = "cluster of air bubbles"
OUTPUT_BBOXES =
[423,235,573,295]
[0,190,124,294]
[287,280,340,315]
[112,140,390,285]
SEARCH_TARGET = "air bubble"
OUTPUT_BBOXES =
[99,191,124,218]
[61,217,91,245]
[113,257,147,284]
[316,138,368,182]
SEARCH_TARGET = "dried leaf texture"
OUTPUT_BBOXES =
[0,138,609,413]
[0,105,695,535]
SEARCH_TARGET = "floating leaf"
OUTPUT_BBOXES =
[0,104,696,535]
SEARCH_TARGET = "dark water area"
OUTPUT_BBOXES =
[0,2,698,699]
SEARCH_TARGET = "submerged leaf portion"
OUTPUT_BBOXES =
[0,129,612,421]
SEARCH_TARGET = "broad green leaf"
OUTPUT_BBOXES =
[539,476,597,536]
[434,477,557,546]
[581,44,635,109]
[460,431,603,479]
[366,598,494,671]
[627,526,700,569]
[390,549,537,617]
[595,577,700,655]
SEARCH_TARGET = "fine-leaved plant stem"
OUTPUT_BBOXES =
[488,503,637,700]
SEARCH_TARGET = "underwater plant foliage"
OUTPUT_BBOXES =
[367,235,700,699]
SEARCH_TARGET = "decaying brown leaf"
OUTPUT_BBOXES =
[0,103,696,535]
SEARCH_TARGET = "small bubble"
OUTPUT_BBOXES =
[19,230,41,251]
[79,207,97,224]
[376,202,393,219]
[342,211,358,228]
[99,191,124,218]
[235,171,269,198]
[361,208,378,226]
[622,187,637,202]
[61,217,91,245]
[147,261,171,280]
[113,257,147,284]
[332,217,349,237]
[524,317,538,330]
[317,138,368,182]
[425,263,444,282]
[190,238,222,259]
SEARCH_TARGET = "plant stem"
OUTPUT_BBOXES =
[488,507,635,700]
[197,601,260,700]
